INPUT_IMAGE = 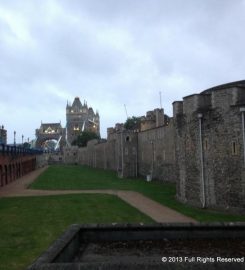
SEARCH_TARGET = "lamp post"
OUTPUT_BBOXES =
[22,134,24,145]
[197,113,205,208]
[14,131,16,146]
[240,107,245,166]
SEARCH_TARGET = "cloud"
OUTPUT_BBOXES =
[0,0,245,143]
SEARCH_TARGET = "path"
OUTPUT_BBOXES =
[0,167,196,223]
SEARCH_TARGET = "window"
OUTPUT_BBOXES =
[231,141,238,155]
[204,139,208,151]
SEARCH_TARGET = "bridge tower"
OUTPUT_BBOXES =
[35,122,66,151]
[66,97,100,145]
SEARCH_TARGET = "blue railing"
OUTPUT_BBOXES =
[0,144,43,155]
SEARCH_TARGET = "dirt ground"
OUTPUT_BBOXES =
[0,167,196,223]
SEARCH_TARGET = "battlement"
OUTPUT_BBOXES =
[182,93,211,115]
[232,87,245,106]
[174,80,245,117]
[140,108,165,131]
[201,80,245,94]
[172,101,183,116]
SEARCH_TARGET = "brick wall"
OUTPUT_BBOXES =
[0,149,36,187]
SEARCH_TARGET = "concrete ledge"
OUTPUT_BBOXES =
[27,223,245,270]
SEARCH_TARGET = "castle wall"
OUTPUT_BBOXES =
[36,153,49,168]
[140,108,165,131]
[73,125,176,182]
[63,81,245,213]
[76,132,138,178]
[62,146,78,164]
[138,122,177,182]
[174,85,245,212]
[174,97,203,206]
[119,131,138,178]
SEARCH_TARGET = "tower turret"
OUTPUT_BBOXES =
[66,97,100,145]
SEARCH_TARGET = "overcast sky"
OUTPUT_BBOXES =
[0,0,245,144]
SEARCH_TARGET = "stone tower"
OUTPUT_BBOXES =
[35,122,66,150]
[66,97,100,145]
[173,80,245,211]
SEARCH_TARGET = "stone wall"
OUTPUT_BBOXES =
[76,132,139,178]
[66,124,176,182]
[138,121,177,182]
[63,146,79,164]
[174,83,245,212]
[36,154,49,168]
[62,80,245,212]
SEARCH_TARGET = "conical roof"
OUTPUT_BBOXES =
[72,97,82,109]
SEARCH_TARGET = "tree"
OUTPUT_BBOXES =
[23,142,31,149]
[124,116,141,130]
[72,131,100,147]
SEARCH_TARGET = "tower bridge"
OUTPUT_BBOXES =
[35,122,66,151]
[35,97,100,150]
[66,97,100,145]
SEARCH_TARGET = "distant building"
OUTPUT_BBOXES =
[66,97,100,145]
[0,125,7,144]
[35,122,66,150]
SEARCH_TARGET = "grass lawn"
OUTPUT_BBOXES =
[0,194,153,270]
[30,165,245,222]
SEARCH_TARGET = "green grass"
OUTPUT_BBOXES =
[30,165,245,222]
[0,194,152,270]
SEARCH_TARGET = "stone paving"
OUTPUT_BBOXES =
[0,167,196,223]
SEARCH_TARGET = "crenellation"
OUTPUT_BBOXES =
[211,88,235,111]
[231,87,245,106]
[175,80,245,212]
[115,123,124,132]
[183,93,212,117]
[173,101,183,117]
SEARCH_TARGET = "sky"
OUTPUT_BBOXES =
[0,0,245,144]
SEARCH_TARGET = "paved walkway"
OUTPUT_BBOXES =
[0,167,196,223]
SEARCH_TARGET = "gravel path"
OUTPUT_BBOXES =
[0,167,196,223]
